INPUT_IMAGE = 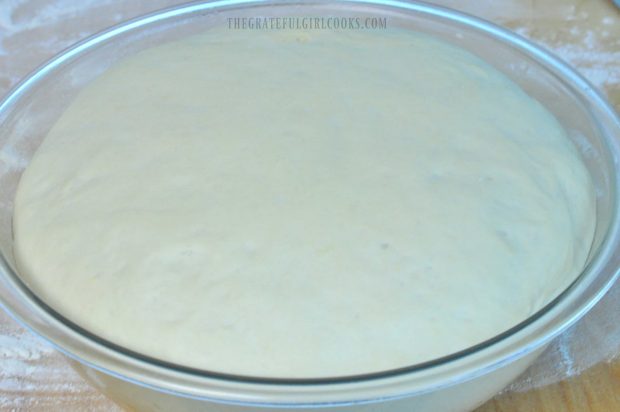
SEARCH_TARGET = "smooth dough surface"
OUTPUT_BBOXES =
[13,28,595,378]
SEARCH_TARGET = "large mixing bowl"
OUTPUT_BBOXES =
[1,1,619,411]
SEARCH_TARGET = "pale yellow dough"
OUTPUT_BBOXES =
[13,28,595,378]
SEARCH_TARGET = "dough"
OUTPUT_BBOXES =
[13,28,595,378]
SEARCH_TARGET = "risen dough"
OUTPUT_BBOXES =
[13,28,595,378]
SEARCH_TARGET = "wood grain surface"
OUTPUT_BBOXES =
[0,1,618,411]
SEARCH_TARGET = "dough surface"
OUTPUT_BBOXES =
[13,28,595,378]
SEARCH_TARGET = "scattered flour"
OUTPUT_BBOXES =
[0,312,119,410]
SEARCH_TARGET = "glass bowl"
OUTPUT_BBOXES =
[0,1,619,411]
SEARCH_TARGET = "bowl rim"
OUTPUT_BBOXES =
[1,0,620,406]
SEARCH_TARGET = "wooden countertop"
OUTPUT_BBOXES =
[1,1,618,411]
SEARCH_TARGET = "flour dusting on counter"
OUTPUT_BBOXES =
[0,312,119,410]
